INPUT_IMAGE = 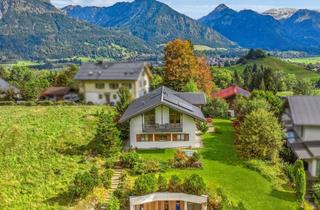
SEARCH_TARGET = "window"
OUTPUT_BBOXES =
[98,94,103,99]
[176,201,181,210]
[109,83,119,89]
[122,83,132,89]
[112,94,117,100]
[144,109,156,125]
[172,134,189,142]
[95,83,105,89]
[136,134,153,142]
[154,134,171,142]
[143,80,147,86]
[170,109,181,124]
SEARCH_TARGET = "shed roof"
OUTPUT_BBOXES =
[291,141,320,159]
[288,96,320,126]
[41,87,71,97]
[119,86,206,123]
[212,85,250,99]
[74,62,148,81]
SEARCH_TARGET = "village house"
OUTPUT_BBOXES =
[74,62,152,105]
[119,86,206,149]
[0,77,20,99]
[41,87,79,101]
[130,192,208,210]
[282,96,320,177]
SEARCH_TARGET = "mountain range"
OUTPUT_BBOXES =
[1,0,320,60]
[62,0,235,49]
[199,4,320,53]
[0,0,153,60]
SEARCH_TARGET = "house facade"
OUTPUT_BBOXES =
[282,96,320,177]
[119,86,206,149]
[74,62,152,105]
[130,192,208,210]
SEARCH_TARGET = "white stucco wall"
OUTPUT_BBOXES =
[304,126,320,141]
[308,159,317,177]
[129,105,199,149]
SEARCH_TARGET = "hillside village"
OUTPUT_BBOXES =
[1,40,320,210]
[1,0,320,210]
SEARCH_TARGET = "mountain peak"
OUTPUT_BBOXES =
[214,4,230,12]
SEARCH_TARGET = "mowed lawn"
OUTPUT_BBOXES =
[138,119,298,210]
[0,106,109,210]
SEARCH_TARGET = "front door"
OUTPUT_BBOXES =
[105,93,110,104]
[176,201,180,210]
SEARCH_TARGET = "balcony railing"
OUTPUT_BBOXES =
[143,123,183,132]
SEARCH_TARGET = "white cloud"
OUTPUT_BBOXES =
[51,0,131,7]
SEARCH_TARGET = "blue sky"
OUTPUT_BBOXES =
[52,0,320,19]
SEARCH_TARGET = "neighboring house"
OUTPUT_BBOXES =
[212,85,250,117]
[119,86,206,149]
[74,62,152,105]
[211,85,250,105]
[0,77,20,99]
[282,96,320,177]
[130,192,208,210]
[41,87,79,101]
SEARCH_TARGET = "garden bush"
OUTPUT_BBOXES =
[183,174,207,195]
[133,174,158,196]
[170,150,202,168]
[37,100,54,106]
[312,183,320,208]
[133,159,161,175]
[108,195,120,210]
[72,171,97,198]
[295,164,306,203]
[101,169,113,189]
[168,175,182,192]
[157,174,168,192]
[196,121,209,133]
[0,101,15,106]
[120,151,141,169]
[202,98,229,118]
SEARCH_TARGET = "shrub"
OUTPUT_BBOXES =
[190,152,201,163]
[168,175,182,192]
[105,157,117,169]
[203,98,229,118]
[236,109,283,161]
[196,121,209,133]
[133,160,161,175]
[284,163,296,183]
[72,171,97,198]
[157,175,168,192]
[120,151,141,169]
[108,195,120,210]
[101,169,113,189]
[0,101,15,106]
[313,183,320,208]
[37,100,54,106]
[182,174,207,195]
[294,161,306,203]
[170,150,202,168]
[133,174,158,196]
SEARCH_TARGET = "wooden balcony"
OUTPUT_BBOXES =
[143,123,183,132]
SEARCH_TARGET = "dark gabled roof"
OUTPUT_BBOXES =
[41,87,71,97]
[212,85,250,99]
[119,86,206,123]
[291,141,320,159]
[0,77,19,92]
[288,96,320,126]
[74,61,148,81]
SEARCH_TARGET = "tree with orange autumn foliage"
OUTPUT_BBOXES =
[195,57,215,95]
[164,39,197,91]
[163,39,214,95]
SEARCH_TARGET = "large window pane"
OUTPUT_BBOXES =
[170,109,181,124]
[144,109,156,125]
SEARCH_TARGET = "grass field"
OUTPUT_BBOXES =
[138,119,298,210]
[285,57,320,64]
[219,57,320,80]
[0,106,111,210]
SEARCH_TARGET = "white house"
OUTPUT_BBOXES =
[74,62,152,105]
[119,86,206,149]
[130,192,208,210]
[282,96,320,177]
[0,77,20,99]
